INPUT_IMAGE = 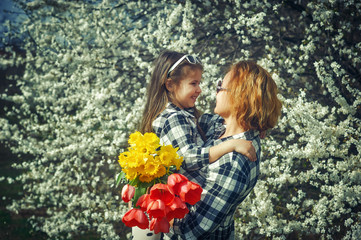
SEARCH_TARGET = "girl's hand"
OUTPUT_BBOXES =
[234,139,257,162]
[260,130,267,139]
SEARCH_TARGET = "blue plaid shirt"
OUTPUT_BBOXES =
[166,114,261,240]
[153,103,210,171]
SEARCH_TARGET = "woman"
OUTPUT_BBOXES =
[166,60,282,239]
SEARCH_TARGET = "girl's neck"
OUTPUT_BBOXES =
[220,115,246,138]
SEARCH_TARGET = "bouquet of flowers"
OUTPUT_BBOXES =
[116,131,203,234]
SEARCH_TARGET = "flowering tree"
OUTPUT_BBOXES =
[1,0,360,239]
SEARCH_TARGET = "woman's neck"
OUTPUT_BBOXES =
[221,115,246,138]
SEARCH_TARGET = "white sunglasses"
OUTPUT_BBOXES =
[167,55,202,78]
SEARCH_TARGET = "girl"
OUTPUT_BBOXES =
[140,50,256,170]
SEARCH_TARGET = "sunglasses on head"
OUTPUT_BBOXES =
[167,55,202,78]
[216,79,229,94]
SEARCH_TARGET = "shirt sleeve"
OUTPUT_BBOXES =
[198,113,214,134]
[198,113,224,139]
[173,154,250,239]
[156,113,210,171]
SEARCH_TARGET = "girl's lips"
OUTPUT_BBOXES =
[192,94,200,99]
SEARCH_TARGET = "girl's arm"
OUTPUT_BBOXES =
[154,113,256,171]
[198,113,218,139]
[199,113,257,163]
[209,139,256,163]
[155,113,209,171]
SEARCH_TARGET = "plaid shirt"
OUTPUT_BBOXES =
[153,103,210,171]
[166,114,261,240]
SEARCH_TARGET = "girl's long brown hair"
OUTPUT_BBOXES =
[139,50,204,137]
[227,61,282,131]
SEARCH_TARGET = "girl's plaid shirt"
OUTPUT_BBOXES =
[152,103,210,171]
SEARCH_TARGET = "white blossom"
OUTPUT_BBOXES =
[0,0,360,239]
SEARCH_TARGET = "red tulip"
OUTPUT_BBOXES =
[179,181,202,205]
[121,184,135,203]
[122,208,149,229]
[166,196,189,221]
[147,199,166,218]
[149,216,170,234]
[136,194,151,212]
[167,173,189,195]
[150,183,174,205]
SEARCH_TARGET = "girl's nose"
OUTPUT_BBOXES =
[196,85,202,93]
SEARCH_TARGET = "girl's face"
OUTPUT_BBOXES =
[214,72,232,118]
[169,69,202,109]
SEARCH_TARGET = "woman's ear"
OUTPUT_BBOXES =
[165,79,174,92]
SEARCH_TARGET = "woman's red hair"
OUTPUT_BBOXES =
[227,61,282,131]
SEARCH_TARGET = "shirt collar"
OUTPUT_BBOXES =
[228,130,259,140]
[212,129,259,146]
[167,102,195,119]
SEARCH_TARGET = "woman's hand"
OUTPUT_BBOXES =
[234,139,257,162]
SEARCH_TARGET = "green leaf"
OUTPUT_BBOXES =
[115,172,126,188]
[139,181,153,190]
[129,178,139,186]
[132,186,147,206]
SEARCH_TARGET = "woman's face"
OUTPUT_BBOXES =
[214,72,232,118]
[170,69,202,109]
